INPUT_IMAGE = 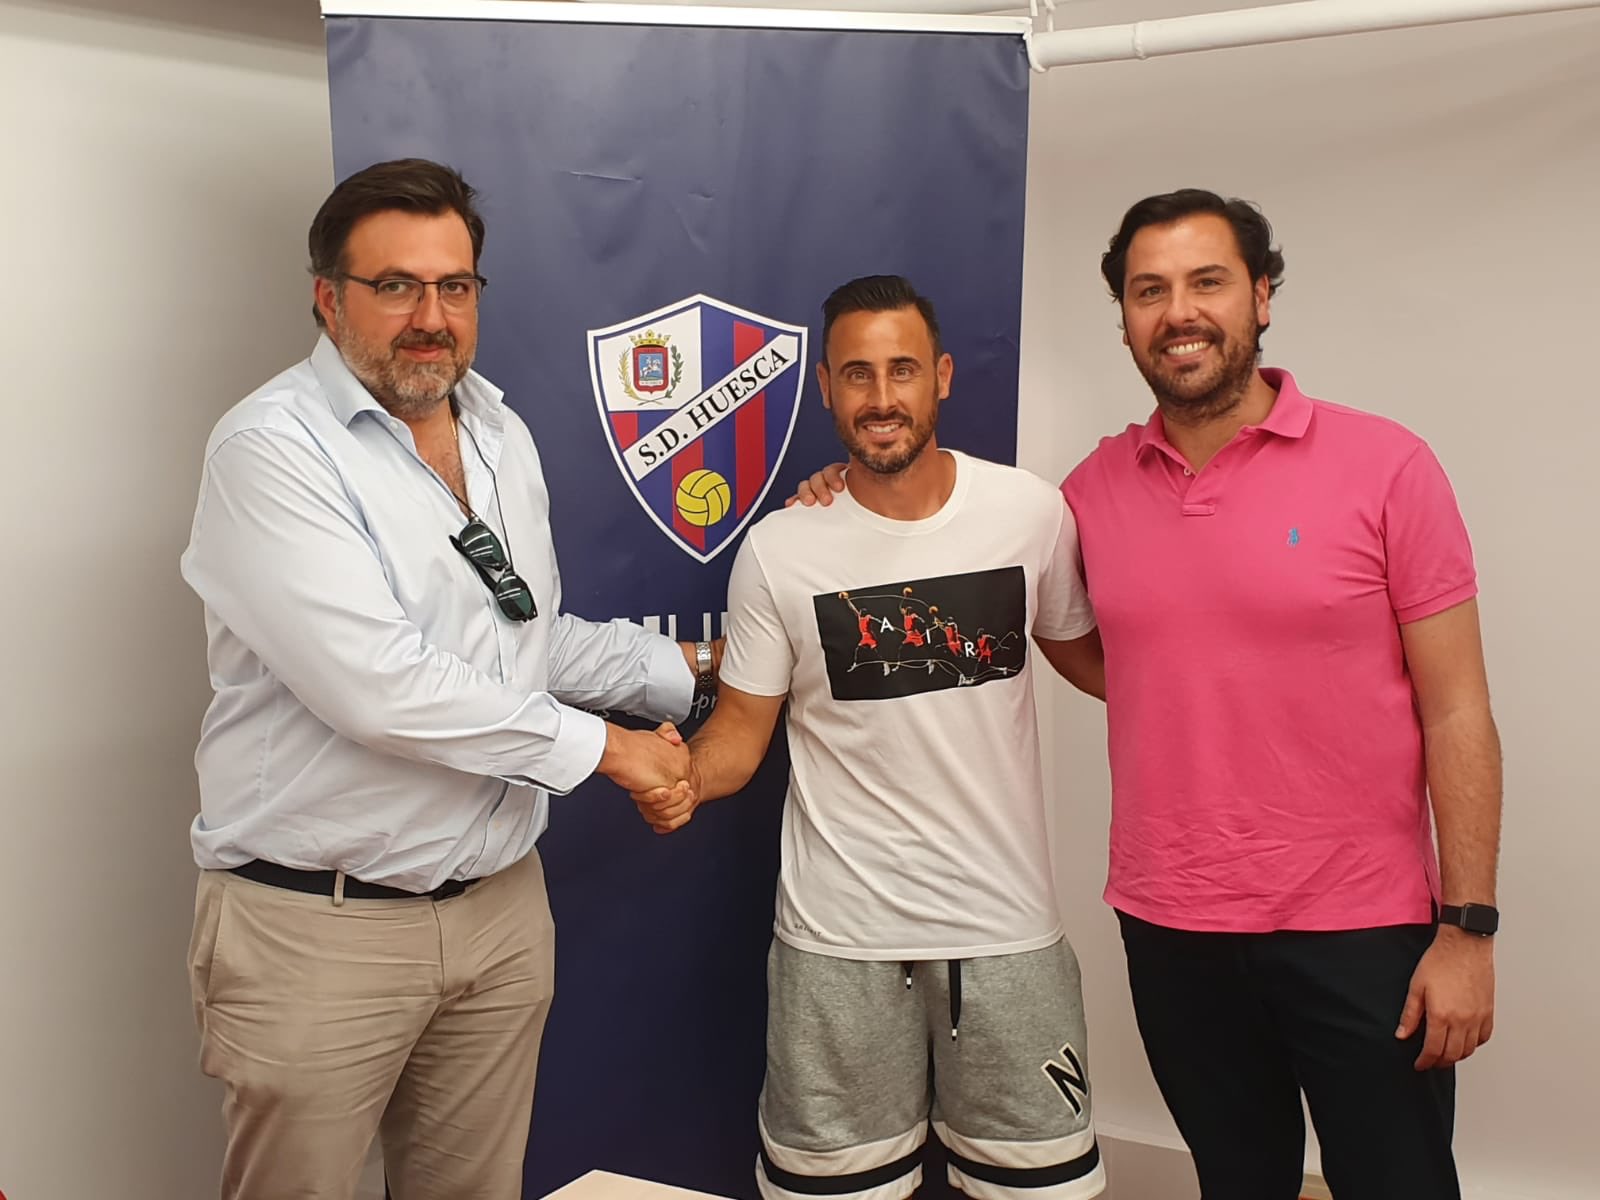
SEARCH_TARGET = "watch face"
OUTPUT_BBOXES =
[1461,905,1499,935]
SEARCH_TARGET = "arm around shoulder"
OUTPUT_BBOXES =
[1035,629,1106,701]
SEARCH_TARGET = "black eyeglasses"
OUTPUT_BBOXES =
[339,273,488,314]
[450,517,537,622]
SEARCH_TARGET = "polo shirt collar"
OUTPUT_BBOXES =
[1254,367,1313,440]
[1134,365,1312,460]
[1133,408,1169,459]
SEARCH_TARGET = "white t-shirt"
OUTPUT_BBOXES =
[720,450,1096,960]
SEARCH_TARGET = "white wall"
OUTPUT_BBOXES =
[2,1,1596,1197]
[0,3,330,1197]
[1020,3,1600,1198]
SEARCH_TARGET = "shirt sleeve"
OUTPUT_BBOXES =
[717,535,795,698]
[181,427,606,794]
[1384,442,1479,624]
[545,614,694,723]
[1034,494,1098,640]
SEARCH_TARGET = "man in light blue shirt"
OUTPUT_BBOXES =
[181,158,710,1200]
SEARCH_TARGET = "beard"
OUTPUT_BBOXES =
[834,399,939,476]
[1134,315,1260,424]
[334,295,473,420]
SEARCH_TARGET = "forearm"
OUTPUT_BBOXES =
[1058,654,1106,702]
[687,712,776,804]
[1035,631,1107,702]
[294,628,609,793]
[195,584,610,793]
[185,430,613,791]
[1425,705,1503,904]
[546,614,694,722]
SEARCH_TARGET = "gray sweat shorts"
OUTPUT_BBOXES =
[755,937,1105,1200]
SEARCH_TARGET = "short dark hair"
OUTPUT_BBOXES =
[306,158,486,327]
[1100,189,1285,303]
[820,274,943,363]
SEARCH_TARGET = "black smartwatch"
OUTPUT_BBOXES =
[1438,903,1499,936]
[693,640,716,698]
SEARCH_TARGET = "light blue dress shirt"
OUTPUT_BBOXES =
[181,336,692,892]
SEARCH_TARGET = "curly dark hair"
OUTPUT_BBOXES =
[1101,188,1284,303]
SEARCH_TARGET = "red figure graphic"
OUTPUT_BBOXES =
[857,613,878,650]
[944,623,963,656]
[977,633,996,664]
[901,608,926,647]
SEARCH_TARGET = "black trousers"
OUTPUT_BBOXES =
[1117,911,1459,1200]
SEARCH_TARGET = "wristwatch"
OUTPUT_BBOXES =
[693,640,716,698]
[1438,903,1499,936]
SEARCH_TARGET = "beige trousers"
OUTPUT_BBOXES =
[188,849,556,1200]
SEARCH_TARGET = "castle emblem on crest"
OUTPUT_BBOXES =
[619,330,684,402]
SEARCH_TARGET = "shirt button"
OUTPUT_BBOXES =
[1183,467,1193,476]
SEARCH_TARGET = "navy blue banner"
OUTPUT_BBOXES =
[326,12,1028,1198]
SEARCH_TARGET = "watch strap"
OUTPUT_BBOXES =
[1439,902,1499,936]
[693,640,716,696]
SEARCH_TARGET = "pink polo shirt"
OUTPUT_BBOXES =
[1063,368,1476,933]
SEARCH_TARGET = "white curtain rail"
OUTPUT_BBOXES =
[389,0,1600,52]
[1028,0,1600,70]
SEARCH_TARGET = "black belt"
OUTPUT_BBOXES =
[229,858,474,901]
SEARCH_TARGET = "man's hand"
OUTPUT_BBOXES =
[784,462,848,508]
[631,770,700,835]
[632,721,699,833]
[596,721,691,796]
[1395,926,1495,1069]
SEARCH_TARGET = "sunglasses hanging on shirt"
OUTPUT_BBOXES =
[447,408,537,623]
[450,517,537,622]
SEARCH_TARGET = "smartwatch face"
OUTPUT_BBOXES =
[1460,906,1498,935]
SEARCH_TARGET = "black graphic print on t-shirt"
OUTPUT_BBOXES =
[811,565,1027,702]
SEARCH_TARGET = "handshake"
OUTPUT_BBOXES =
[596,721,702,835]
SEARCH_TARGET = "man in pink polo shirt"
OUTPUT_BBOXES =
[1061,188,1500,1199]
[791,191,1502,1198]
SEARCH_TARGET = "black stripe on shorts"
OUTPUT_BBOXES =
[758,1144,923,1196]
[945,1140,1102,1188]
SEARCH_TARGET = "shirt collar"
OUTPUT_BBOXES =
[1134,365,1312,459]
[310,334,383,427]
[309,332,508,437]
[1254,367,1313,439]
[1133,408,1169,459]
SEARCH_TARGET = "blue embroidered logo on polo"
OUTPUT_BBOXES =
[1287,527,1301,547]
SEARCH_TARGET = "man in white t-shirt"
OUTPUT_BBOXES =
[632,276,1107,1200]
